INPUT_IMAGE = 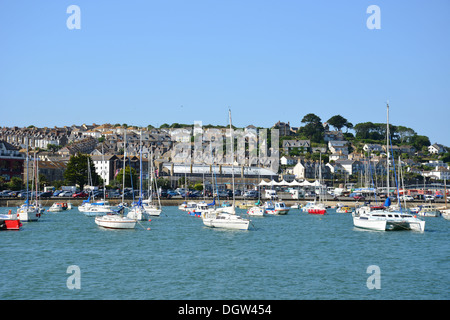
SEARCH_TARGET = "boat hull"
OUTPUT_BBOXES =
[0,215,22,230]
[202,213,250,230]
[441,209,450,220]
[308,208,326,215]
[353,216,425,232]
[143,207,161,216]
[17,210,40,222]
[95,215,137,229]
[247,206,265,216]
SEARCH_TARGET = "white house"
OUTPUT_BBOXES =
[422,168,450,181]
[328,140,348,155]
[335,159,363,175]
[280,156,297,166]
[428,143,447,154]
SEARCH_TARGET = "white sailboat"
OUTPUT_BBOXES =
[142,149,162,216]
[96,130,137,229]
[353,103,425,232]
[17,139,40,222]
[127,132,150,221]
[79,150,113,216]
[201,110,251,230]
[439,178,450,220]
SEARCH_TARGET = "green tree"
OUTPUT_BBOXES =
[7,176,23,191]
[298,113,324,143]
[64,153,100,190]
[410,134,431,151]
[116,166,138,189]
[327,115,353,132]
[156,178,171,189]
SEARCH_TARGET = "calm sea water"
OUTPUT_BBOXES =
[1,206,448,300]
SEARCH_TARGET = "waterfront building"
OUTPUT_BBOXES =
[0,140,25,182]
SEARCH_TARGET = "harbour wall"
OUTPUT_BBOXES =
[0,197,441,208]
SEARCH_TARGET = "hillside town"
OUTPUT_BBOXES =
[0,117,449,196]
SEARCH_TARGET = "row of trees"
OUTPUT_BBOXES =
[295,113,431,151]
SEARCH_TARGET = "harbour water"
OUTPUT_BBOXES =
[1,206,448,300]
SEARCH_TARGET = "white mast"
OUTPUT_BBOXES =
[229,109,236,212]
[386,102,390,199]
[122,129,127,204]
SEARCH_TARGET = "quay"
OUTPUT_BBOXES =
[0,197,443,209]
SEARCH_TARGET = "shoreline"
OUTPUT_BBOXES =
[1,197,445,209]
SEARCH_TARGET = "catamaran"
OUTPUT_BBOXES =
[353,103,425,232]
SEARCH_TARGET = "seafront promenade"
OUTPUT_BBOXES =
[0,197,441,209]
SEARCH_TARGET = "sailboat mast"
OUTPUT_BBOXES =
[122,129,127,204]
[139,130,143,201]
[386,102,390,198]
[25,136,29,207]
[229,109,236,208]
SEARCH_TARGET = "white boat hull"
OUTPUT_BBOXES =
[127,207,149,221]
[95,215,137,229]
[143,206,161,216]
[418,211,441,217]
[441,209,450,220]
[202,212,250,230]
[17,208,40,222]
[353,215,425,232]
[247,206,265,216]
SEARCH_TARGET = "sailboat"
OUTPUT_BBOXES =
[79,147,113,216]
[353,103,425,231]
[439,178,450,220]
[307,153,327,215]
[142,149,162,216]
[127,132,149,221]
[95,129,137,229]
[247,168,266,216]
[17,138,40,222]
[201,110,251,230]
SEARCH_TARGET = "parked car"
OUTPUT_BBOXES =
[424,195,435,201]
[9,190,21,197]
[72,191,88,198]
[52,190,63,197]
[0,190,12,197]
[400,195,414,201]
[214,190,228,198]
[59,191,73,197]
[167,190,178,197]
[18,191,31,198]
[38,191,53,198]
[243,190,258,198]
[353,194,365,201]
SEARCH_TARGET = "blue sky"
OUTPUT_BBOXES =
[1,0,449,146]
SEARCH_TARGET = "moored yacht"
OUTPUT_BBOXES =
[353,103,425,232]
[353,204,425,231]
